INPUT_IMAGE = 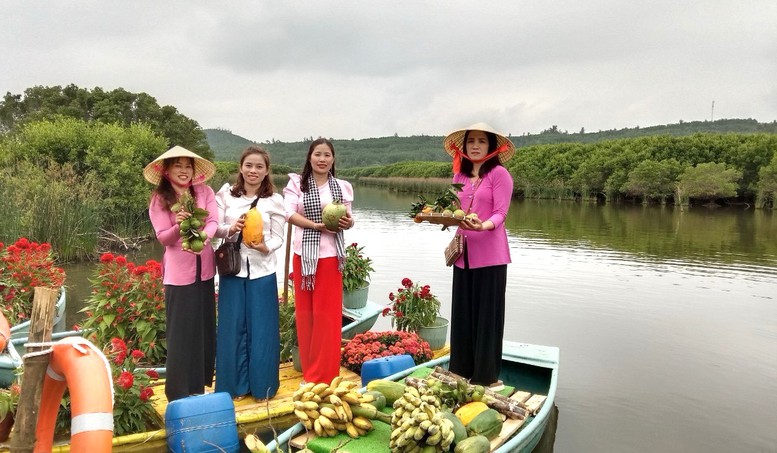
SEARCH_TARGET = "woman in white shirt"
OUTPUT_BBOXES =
[215,146,285,401]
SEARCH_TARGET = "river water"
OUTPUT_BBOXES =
[62,185,777,452]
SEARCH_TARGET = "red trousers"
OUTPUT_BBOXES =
[293,254,342,384]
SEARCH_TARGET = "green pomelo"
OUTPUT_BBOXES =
[189,239,204,252]
[322,201,346,231]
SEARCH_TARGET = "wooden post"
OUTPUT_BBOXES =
[282,222,293,304]
[10,287,59,453]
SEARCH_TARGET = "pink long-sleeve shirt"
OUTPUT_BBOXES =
[149,184,219,285]
[453,166,513,268]
[283,173,354,258]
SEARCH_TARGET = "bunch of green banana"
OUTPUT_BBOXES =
[389,386,456,452]
[291,376,381,439]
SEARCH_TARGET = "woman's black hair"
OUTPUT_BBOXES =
[230,146,275,198]
[300,138,336,193]
[459,130,501,177]
[153,156,196,208]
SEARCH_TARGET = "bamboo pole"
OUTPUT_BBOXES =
[282,222,293,304]
[10,286,59,453]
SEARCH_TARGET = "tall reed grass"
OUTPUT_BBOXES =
[0,161,101,262]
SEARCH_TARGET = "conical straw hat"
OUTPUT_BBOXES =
[143,146,216,185]
[442,122,515,164]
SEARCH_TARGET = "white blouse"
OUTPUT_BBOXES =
[215,183,286,279]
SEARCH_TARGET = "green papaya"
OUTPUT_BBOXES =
[441,411,467,445]
[453,435,490,453]
[365,379,405,405]
[364,390,387,410]
[466,408,503,440]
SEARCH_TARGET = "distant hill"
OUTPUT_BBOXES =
[206,118,777,169]
[204,128,260,161]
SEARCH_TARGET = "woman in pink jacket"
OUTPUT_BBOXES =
[443,123,515,391]
[145,146,218,402]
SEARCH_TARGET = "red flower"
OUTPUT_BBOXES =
[139,386,154,402]
[401,278,413,288]
[100,253,115,263]
[146,369,159,379]
[340,330,432,374]
[111,337,127,352]
[131,349,145,360]
[117,371,134,390]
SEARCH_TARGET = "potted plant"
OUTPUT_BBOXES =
[382,278,448,350]
[341,243,374,309]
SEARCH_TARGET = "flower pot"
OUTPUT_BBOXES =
[342,285,369,309]
[292,346,302,373]
[416,317,449,350]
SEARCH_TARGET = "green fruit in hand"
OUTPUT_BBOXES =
[442,209,453,216]
[199,230,208,241]
[189,238,204,252]
[322,201,347,231]
[453,209,466,218]
[180,219,191,229]
[182,240,190,250]
[189,218,202,229]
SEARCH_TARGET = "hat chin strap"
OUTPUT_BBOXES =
[450,143,508,173]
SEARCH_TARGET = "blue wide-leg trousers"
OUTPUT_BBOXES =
[215,273,280,399]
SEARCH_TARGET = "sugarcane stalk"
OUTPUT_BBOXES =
[432,367,528,409]
[407,374,526,420]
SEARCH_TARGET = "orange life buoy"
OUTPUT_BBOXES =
[0,311,10,352]
[34,337,114,453]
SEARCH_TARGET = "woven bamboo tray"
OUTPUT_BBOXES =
[415,213,465,226]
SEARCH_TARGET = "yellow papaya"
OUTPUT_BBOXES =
[454,401,490,426]
[243,208,264,244]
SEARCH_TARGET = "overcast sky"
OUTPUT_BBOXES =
[2,1,776,143]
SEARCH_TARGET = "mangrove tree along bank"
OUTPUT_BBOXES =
[340,133,777,207]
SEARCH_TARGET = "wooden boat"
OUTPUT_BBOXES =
[0,288,67,387]
[266,341,559,453]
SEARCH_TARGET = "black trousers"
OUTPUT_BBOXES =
[449,263,507,385]
[164,257,216,402]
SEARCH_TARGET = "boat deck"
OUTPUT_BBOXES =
[110,346,450,453]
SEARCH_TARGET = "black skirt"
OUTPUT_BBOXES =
[449,264,507,385]
[164,260,216,402]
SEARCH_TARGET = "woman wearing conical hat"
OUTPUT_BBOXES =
[145,145,218,402]
[443,123,515,390]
